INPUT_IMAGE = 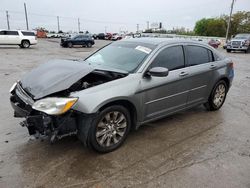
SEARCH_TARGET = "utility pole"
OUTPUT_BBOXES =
[78,18,80,33]
[6,11,10,30]
[24,3,29,30]
[57,16,60,32]
[147,21,149,30]
[225,0,235,42]
[136,24,139,33]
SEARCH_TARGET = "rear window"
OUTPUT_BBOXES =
[6,31,19,35]
[21,31,36,36]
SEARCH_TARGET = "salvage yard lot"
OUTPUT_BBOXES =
[0,39,250,188]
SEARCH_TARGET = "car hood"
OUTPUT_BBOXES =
[20,59,94,99]
[20,59,128,100]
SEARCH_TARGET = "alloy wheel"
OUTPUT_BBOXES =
[95,111,127,148]
[213,84,226,107]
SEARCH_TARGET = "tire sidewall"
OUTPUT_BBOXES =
[22,40,30,48]
[209,80,228,110]
[88,105,131,153]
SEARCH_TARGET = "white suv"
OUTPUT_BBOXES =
[0,30,37,48]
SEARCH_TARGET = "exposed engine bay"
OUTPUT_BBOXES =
[68,70,127,93]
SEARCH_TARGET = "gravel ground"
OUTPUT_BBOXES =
[0,39,250,188]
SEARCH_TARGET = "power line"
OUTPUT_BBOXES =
[0,9,137,25]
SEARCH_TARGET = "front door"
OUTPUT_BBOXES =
[140,45,189,121]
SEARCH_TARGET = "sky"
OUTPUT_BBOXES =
[0,0,250,33]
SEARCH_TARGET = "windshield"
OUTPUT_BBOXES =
[85,41,156,72]
[234,34,250,39]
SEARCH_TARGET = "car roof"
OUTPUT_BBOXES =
[122,37,209,47]
[0,29,35,32]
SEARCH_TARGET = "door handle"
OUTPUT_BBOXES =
[210,64,217,69]
[179,72,189,77]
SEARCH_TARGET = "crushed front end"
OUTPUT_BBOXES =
[10,82,78,142]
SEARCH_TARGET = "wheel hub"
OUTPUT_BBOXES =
[96,111,127,147]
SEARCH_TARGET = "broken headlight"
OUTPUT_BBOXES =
[9,82,17,93]
[32,97,78,115]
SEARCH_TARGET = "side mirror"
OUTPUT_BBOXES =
[147,67,169,77]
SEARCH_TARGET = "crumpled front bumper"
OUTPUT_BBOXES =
[10,83,78,141]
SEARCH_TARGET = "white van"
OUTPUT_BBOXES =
[0,30,37,48]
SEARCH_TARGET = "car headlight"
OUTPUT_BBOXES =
[32,97,78,115]
[9,82,17,93]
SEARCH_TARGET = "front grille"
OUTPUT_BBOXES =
[231,41,241,47]
[15,83,34,105]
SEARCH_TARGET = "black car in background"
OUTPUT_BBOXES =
[61,34,95,48]
[96,33,105,40]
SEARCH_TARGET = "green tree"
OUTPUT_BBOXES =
[195,11,250,38]
[222,11,250,38]
[194,18,226,37]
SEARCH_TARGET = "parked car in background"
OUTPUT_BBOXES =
[96,33,105,40]
[111,33,122,41]
[10,38,234,153]
[208,39,221,48]
[60,34,95,48]
[105,33,112,40]
[0,30,37,48]
[226,33,250,53]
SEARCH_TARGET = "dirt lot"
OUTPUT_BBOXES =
[0,39,250,188]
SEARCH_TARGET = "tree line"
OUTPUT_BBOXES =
[144,11,250,38]
[194,11,250,37]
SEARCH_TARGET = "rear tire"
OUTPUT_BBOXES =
[204,80,228,111]
[86,105,131,153]
[21,40,30,48]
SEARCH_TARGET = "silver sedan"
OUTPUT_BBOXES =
[10,38,234,153]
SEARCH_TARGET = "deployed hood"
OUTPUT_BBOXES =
[21,59,94,99]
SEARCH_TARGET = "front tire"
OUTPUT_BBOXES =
[226,49,231,53]
[87,105,131,153]
[204,80,228,111]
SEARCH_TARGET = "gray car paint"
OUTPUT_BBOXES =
[70,39,233,126]
[21,59,94,99]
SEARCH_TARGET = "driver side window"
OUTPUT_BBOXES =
[151,45,185,71]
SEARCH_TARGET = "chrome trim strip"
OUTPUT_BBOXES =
[145,85,207,105]
[16,83,34,105]
[189,85,207,91]
[145,90,189,105]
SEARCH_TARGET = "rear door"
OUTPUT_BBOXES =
[74,36,84,45]
[184,45,214,106]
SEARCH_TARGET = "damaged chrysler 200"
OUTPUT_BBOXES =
[10,38,234,153]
